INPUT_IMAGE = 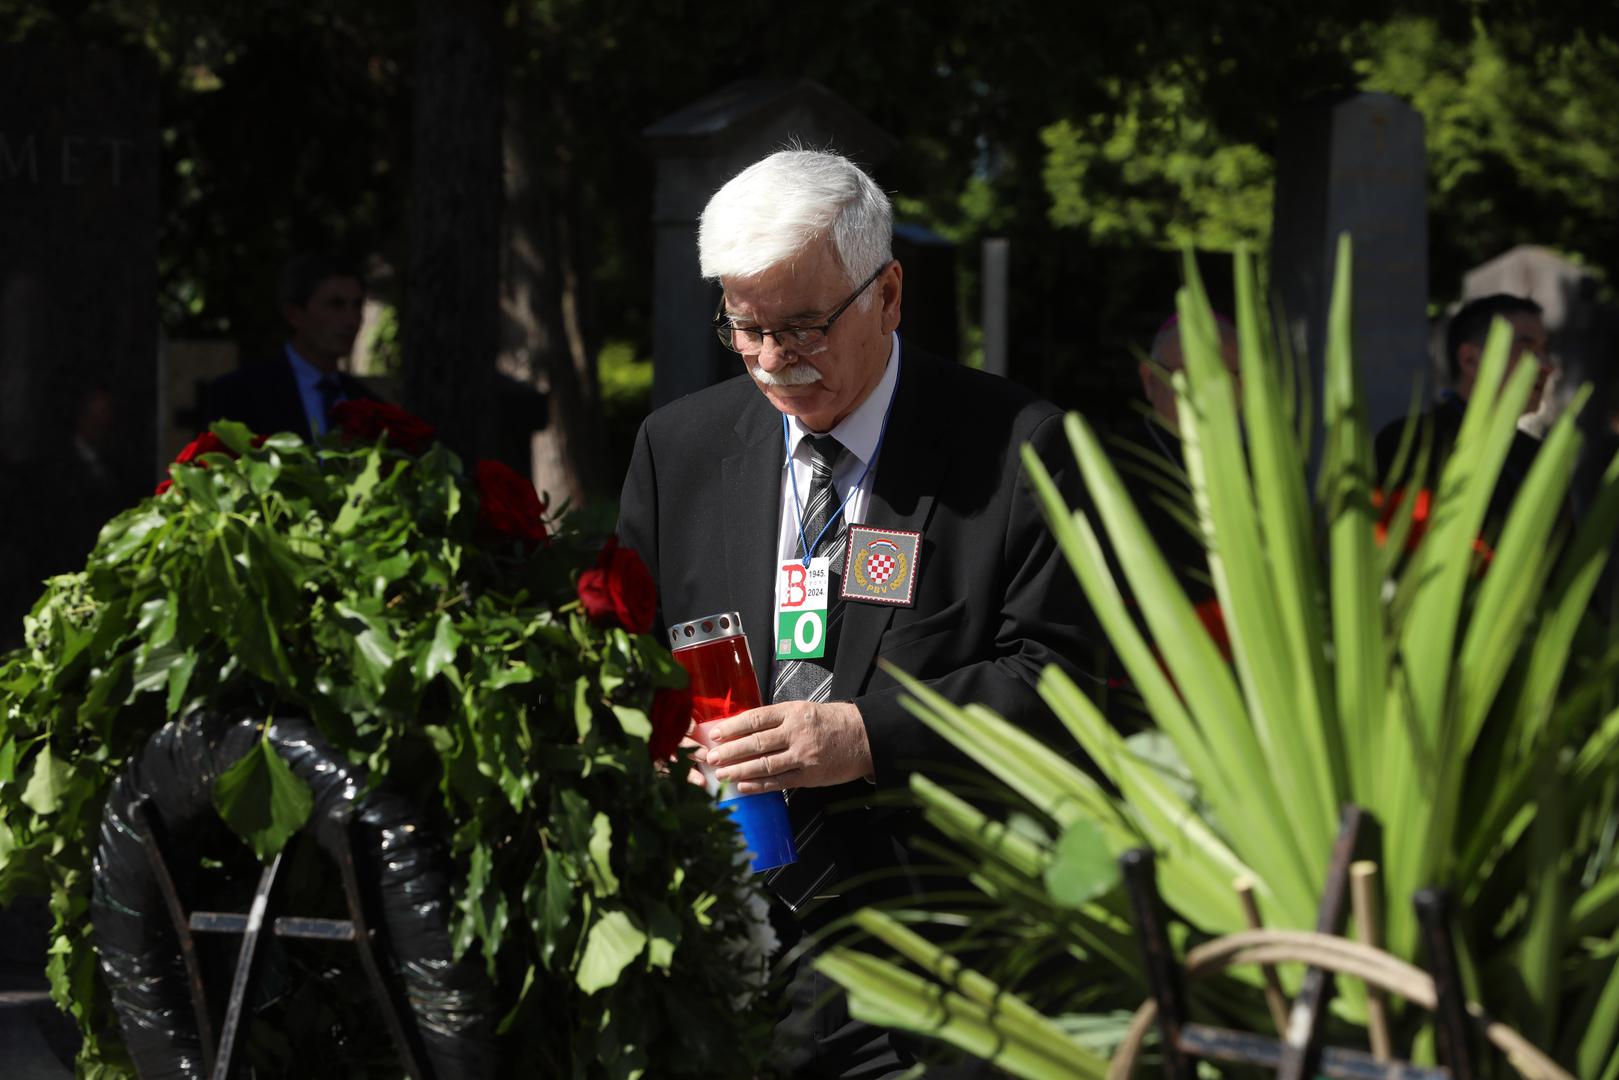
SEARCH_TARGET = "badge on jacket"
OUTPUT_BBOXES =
[840,525,921,607]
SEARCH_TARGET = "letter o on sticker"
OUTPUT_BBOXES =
[793,612,823,654]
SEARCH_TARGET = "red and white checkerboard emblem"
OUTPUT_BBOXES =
[841,525,921,606]
[864,541,900,585]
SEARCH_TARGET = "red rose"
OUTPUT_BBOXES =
[330,400,436,454]
[577,536,656,634]
[155,431,264,494]
[648,686,692,761]
[176,431,231,464]
[1192,596,1232,661]
[475,460,548,544]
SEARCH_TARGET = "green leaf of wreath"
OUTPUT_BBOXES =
[213,729,315,861]
[576,910,646,995]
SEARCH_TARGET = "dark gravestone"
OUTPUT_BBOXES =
[0,45,160,651]
[643,80,896,407]
[1272,93,1428,440]
[891,223,958,363]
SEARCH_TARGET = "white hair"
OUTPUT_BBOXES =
[699,150,892,307]
[1150,313,1237,371]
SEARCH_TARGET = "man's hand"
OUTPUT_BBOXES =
[702,701,873,793]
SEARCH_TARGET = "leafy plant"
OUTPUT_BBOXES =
[0,415,771,1077]
[819,239,1619,1077]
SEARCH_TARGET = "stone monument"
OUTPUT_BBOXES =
[643,80,895,407]
[1271,92,1429,441]
[0,44,160,647]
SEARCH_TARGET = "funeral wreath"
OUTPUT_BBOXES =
[0,404,773,1077]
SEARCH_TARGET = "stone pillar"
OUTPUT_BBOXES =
[1271,93,1428,438]
[980,238,1011,377]
[0,44,160,647]
[643,80,895,407]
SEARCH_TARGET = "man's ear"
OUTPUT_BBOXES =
[878,260,903,335]
[282,302,307,334]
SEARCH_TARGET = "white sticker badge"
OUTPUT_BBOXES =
[775,557,830,660]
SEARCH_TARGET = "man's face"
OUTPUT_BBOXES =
[719,241,901,433]
[285,275,364,370]
[1508,313,1552,413]
[1138,328,1241,432]
[1458,312,1551,414]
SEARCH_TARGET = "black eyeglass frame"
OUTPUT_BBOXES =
[712,261,890,354]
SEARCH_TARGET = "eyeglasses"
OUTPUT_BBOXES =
[713,262,888,354]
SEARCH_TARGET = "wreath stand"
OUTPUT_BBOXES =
[1112,806,1572,1080]
[92,712,493,1080]
[125,796,431,1080]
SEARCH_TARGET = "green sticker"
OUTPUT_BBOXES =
[777,609,826,659]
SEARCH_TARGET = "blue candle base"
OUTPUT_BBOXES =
[719,791,798,872]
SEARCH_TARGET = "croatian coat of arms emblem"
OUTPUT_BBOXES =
[840,526,921,606]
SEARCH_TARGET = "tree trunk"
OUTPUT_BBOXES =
[499,78,609,509]
[404,0,502,462]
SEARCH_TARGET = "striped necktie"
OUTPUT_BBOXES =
[766,433,851,911]
[772,434,848,704]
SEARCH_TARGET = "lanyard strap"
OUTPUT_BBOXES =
[784,357,900,568]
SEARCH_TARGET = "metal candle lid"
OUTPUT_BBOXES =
[668,612,745,651]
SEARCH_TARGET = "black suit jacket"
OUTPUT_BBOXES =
[202,351,377,443]
[618,346,1095,911]
[1374,393,1544,524]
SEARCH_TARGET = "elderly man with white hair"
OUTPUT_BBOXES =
[617,149,1094,1077]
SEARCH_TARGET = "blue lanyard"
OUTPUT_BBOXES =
[783,358,900,567]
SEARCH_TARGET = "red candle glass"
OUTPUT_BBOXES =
[669,611,761,729]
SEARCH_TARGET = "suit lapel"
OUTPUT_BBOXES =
[721,398,786,703]
[830,352,947,700]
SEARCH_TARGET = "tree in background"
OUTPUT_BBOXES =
[7,0,1619,498]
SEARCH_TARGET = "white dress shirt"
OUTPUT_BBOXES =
[773,333,901,568]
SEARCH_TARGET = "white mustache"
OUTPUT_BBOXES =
[751,363,823,387]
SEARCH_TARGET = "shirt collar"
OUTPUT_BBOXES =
[283,342,329,391]
[784,333,901,469]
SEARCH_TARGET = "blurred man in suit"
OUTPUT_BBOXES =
[203,252,375,441]
[1374,293,1550,512]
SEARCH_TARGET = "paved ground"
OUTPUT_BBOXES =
[0,899,79,1077]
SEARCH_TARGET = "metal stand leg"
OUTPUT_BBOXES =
[1414,888,1476,1080]
[331,821,430,1080]
[211,853,283,1080]
[1120,848,1195,1080]
[130,796,218,1072]
[1279,805,1381,1080]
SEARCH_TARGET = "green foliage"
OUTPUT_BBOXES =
[1041,78,1274,252]
[211,730,315,862]
[1356,15,1619,292]
[0,422,771,1076]
[598,340,653,420]
[825,243,1619,1075]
